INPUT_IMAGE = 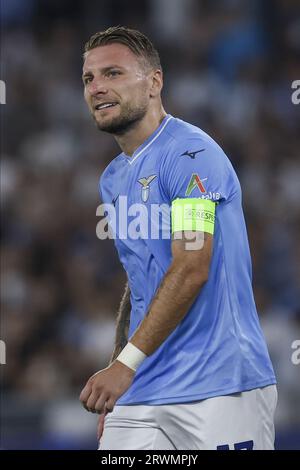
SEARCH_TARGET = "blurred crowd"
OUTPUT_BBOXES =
[1,0,300,449]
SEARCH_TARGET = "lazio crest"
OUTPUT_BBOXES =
[137,174,157,202]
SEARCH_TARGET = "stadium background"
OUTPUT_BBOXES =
[1,0,300,450]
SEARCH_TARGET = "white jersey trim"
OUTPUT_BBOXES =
[129,115,172,165]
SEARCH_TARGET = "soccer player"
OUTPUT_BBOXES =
[80,26,277,450]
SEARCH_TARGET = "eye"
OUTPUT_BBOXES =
[84,76,93,85]
[107,70,121,78]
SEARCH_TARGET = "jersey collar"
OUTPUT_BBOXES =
[123,114,173,165]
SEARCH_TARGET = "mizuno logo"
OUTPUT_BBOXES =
[180,149,205,159]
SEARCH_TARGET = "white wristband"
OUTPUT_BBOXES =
[116,342,147,372]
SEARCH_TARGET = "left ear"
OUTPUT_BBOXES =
[149,69,163,98]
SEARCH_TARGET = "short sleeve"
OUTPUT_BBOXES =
[160,137,235,204]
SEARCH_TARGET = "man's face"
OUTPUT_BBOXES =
[83,43,151,135]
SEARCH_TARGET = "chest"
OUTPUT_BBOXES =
[105,156,165,208]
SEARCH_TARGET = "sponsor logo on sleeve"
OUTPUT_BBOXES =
[185,173,207,196]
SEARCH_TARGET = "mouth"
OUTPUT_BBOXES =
[94,102,118,111]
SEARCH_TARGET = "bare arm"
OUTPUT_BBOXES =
[109,282,131,363]
[80,231,212,415]
[128,232,213,356]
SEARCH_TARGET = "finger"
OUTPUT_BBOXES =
[83,400,95,413]
[83,403,91,412]
[86,391,101,412]
[80,388,93,412]
[94,395,107,414]
[79,382,92,404]
[105,398,116,413]
[97,412,107,440]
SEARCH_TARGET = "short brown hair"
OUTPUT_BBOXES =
[84,26,162,71]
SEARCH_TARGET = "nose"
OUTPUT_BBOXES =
[88,77,108,97]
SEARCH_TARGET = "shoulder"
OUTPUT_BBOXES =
[161,117,230,172]
[159,117,239,203]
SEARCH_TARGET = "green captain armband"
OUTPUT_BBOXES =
[171,198,216,234]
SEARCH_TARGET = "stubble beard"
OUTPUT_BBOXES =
[94,100,148,136]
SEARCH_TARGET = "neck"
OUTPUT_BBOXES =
[114,105,167,156]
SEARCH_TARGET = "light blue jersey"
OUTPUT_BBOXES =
[99,114,276,405]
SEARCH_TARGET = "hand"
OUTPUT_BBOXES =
[79,360,135,414]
